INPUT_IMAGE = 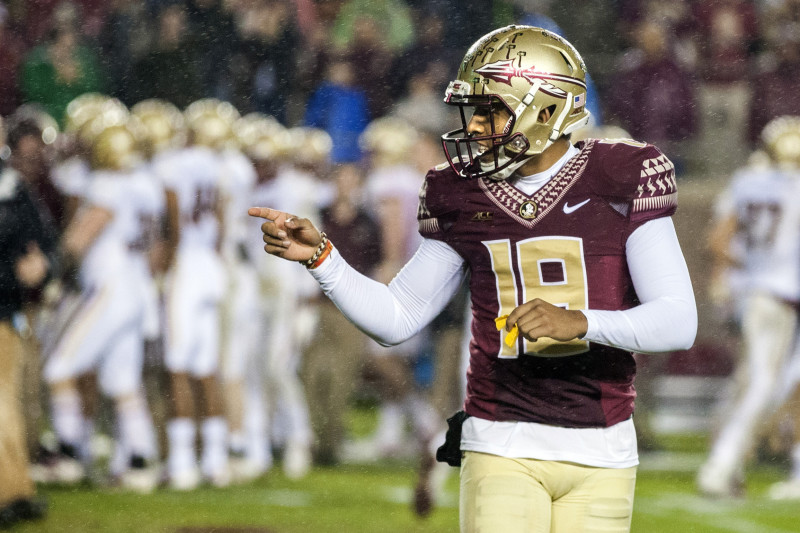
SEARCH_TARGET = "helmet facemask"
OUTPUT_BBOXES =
[442,83,532,180]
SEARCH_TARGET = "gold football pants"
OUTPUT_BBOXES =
[460,451,636,533]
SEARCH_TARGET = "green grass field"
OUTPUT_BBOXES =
[15,428,800,532]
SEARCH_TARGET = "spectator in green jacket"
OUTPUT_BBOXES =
[20,23,106,128]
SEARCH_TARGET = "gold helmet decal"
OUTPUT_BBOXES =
[442,25,591,180]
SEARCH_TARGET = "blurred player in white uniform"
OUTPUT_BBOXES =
[350,117,439,462]
[233,116,292,480]
[34,97,133,481]
[131,99,189,465]
[248,127,330,479]
[739,117,800,501]
[698,116,800,498]
[51,94,128,224]
[216,113,265,483]
[41,95,130,358]
[156,99,232,490]
[43,114,162,492]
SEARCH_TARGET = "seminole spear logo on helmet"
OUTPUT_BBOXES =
[474,60,582,98]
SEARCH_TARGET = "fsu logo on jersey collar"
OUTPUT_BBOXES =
[519,200,537,219]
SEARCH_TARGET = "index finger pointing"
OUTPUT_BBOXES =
[248,207,280,221]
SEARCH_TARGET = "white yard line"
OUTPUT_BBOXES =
[636,493,798,533]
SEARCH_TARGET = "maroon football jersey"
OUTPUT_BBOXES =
[418,139,678,428]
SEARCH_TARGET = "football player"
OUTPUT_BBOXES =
[216,113,263,483]
[697,116,800,499]
[154,99,231,489]
[130,98,187,471]
[32,95,123,483]
[248,126,329,480]
[43,112,162,492]
[251,26,696,532]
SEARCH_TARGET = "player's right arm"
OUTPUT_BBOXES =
[248,207,323,262]
[62,206,113,260]
[249,206,468,346]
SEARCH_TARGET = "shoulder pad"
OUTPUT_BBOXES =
[589,139,678,221]
[417,164,461,237]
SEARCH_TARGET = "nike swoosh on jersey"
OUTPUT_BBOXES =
[563,199,590,214]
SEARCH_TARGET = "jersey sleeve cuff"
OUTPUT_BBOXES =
[580,309,599,341]
[307,244,344,292]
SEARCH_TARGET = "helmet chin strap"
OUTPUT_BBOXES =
[481,145,533,181]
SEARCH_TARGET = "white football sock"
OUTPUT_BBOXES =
[167,417,196,475]
[50,387,85,451]
[200,416,228,476]
[116,391,157,460]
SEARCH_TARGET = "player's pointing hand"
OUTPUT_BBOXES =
[248,207,323,263]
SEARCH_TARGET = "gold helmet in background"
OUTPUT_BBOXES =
[131,99,186,156]
[85,110,143,171]
[286,127,332,168]
[76,102,130,149]
[762,116,800,168]
[65,93,126,133]
[235,113,286,161]
[359,116,419,167]
[442,25,591,180]
[184,98,240,150]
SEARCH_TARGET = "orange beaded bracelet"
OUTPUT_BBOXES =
[307,239,333,269]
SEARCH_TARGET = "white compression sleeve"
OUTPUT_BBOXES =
[582,217,697,353]
[308,238,468,346]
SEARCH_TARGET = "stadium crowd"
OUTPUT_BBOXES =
[3,0,800,529]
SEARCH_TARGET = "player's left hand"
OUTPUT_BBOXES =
[504,298,588,342]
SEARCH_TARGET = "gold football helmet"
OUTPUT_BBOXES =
[235,113,286,161]
[359,116,419,167]
[65,93,126,133]
[131,99,186,156]
[85,111,143,171]
[286,127,332,168]
[184,98,240,150]
[762,116,800,168]
[442,25,591,180]
[76,103,130,148]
